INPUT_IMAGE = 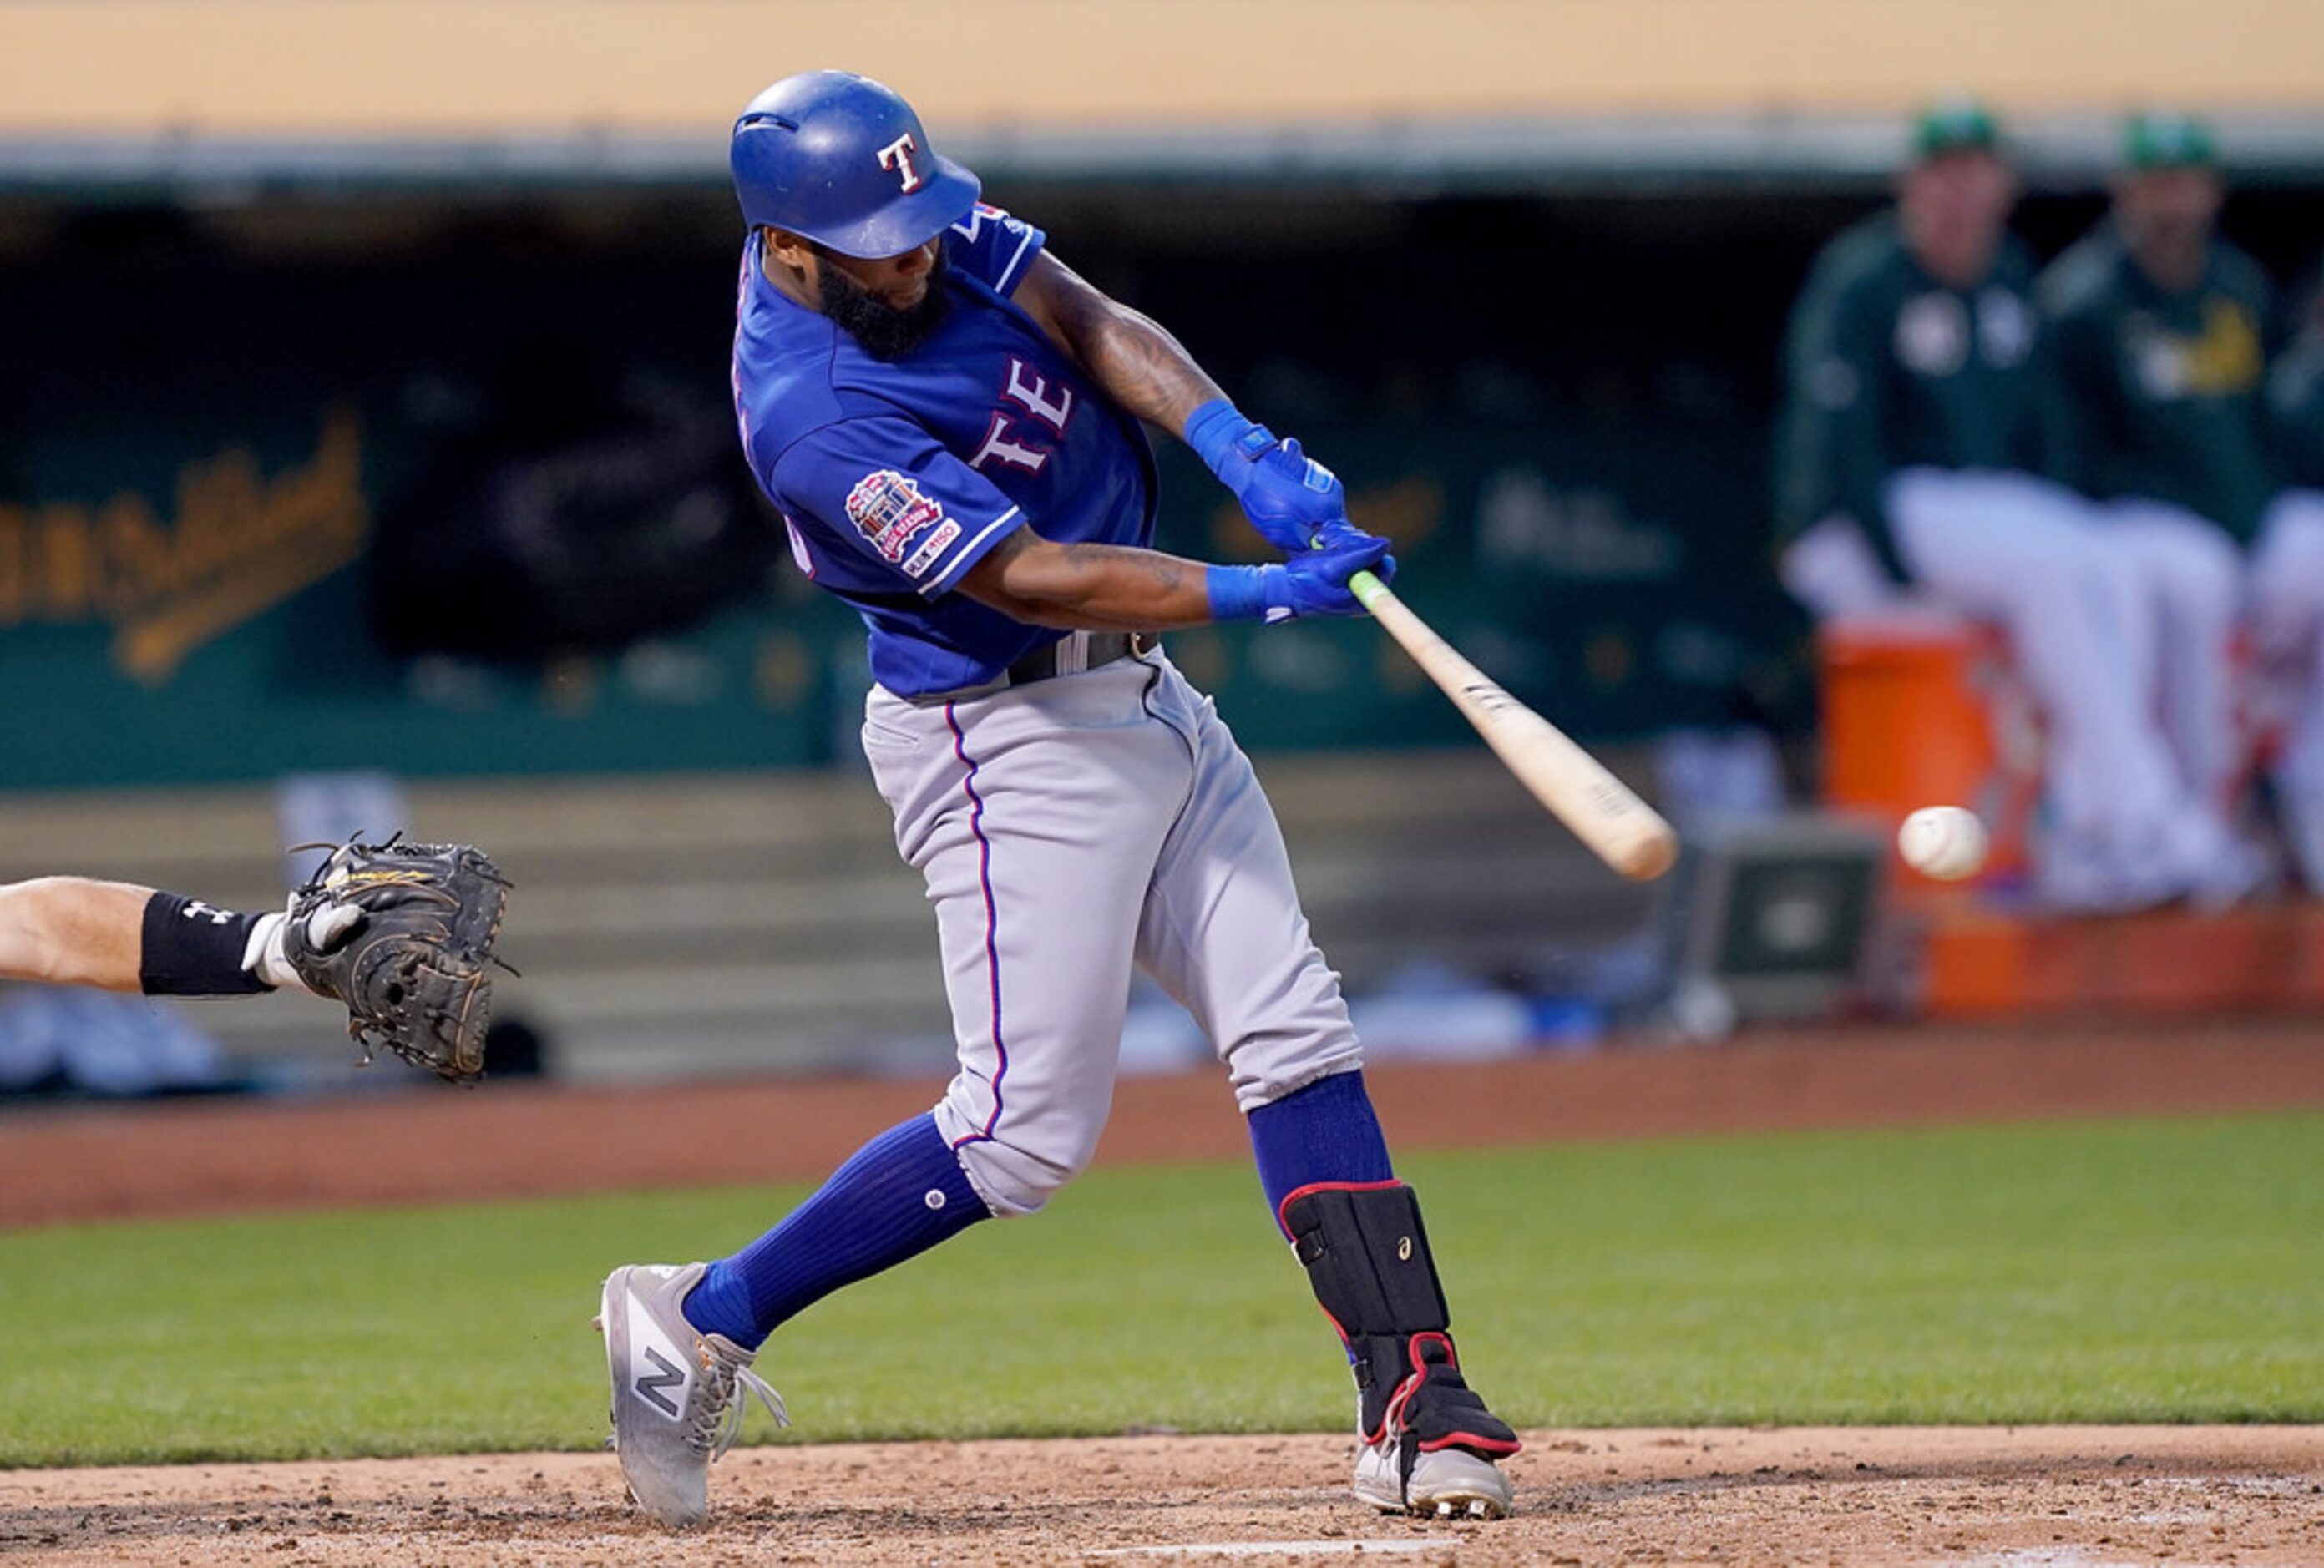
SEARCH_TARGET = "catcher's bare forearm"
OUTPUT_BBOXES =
[0,877,154,991]
[1012,251,1225,435]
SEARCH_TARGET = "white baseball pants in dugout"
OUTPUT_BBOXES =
[1784,468,2224,905]
[2251,489,2324,888]
[2099,497,2245,813]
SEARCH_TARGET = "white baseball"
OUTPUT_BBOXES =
[1898,805,1989,881]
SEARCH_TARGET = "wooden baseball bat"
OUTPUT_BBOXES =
[1349,569,1679,881]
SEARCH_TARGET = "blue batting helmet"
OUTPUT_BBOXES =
[730,71,981,260]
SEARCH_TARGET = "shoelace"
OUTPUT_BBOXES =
[686,1351,790,1459]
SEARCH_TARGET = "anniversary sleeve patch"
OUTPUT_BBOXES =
[844,468,956,576]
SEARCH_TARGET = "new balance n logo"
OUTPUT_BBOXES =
[635,1346,687,1419]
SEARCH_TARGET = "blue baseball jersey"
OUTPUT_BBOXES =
[732,203,1159,696]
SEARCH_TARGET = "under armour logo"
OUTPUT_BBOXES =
[635,1346,687,1419]
[877,132,925,194]
[180,901,234,926]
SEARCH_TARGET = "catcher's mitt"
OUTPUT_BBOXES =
[285,837,513,1083]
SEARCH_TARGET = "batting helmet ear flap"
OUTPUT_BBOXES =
[730,70,981,260]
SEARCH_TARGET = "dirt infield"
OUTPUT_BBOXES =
[3,1427,2320,1565]
[3,1019,2322,1564]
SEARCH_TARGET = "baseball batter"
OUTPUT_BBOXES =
[1774,102,2239,912]
[2038,114,2274,871]
[599,71,1519,1527]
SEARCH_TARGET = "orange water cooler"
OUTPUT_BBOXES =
[1815,610,2037,886]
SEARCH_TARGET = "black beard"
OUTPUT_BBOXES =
[818,250,951,362]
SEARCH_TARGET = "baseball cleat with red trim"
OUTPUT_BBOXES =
[1355,1442,1514,1518]
[1348,1331,1519,1518]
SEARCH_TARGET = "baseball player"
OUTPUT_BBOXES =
[599,70,1520,1527]
[2038,114,2276,890]
[0,875,354,996]
[2253,280,2324,887]
[1774,101,2240,912]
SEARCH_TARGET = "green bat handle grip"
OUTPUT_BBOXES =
[1348,568,1391,614]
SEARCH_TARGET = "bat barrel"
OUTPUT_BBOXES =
[1351,568,1677,882]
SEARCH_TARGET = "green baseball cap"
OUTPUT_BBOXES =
[2124,112,2216,170]
[1911,98,2002,161]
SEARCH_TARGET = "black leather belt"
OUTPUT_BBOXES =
[1003,630,1157,686]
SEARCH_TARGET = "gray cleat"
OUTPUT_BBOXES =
[1354,1437,1515,1519]
[599,1262,787,1526]
[1345,1336,1518,1520]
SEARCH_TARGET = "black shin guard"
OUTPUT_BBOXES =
[1281,1182,1519,1470]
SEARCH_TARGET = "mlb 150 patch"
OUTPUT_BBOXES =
[846,469,952,564]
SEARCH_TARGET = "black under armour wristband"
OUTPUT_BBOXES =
[140,892,269,996]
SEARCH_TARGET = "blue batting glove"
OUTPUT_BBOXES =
[1183,398,1347,553]
[1309,520,1399,591]
[1205,524,1395,625]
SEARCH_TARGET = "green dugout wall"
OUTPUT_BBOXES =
[3,179,2320,790]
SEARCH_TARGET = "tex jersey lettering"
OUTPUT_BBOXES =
[731,202,1158,697]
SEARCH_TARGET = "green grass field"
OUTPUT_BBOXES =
[1,1110,2318,1467]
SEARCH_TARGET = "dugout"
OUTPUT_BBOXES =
[3,162,2323,789]
[5,0,2322,791]
[3,3,2323,1073]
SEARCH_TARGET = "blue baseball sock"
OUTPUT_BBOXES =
[682,1112,990,1350]
[1247,1068,1395,1227]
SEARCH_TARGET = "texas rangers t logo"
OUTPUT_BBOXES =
[877,133,925,194]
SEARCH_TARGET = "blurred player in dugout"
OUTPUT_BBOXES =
[1775,102,2264,913]
[2255,276,2324,888]
[2038,114,2279,893]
